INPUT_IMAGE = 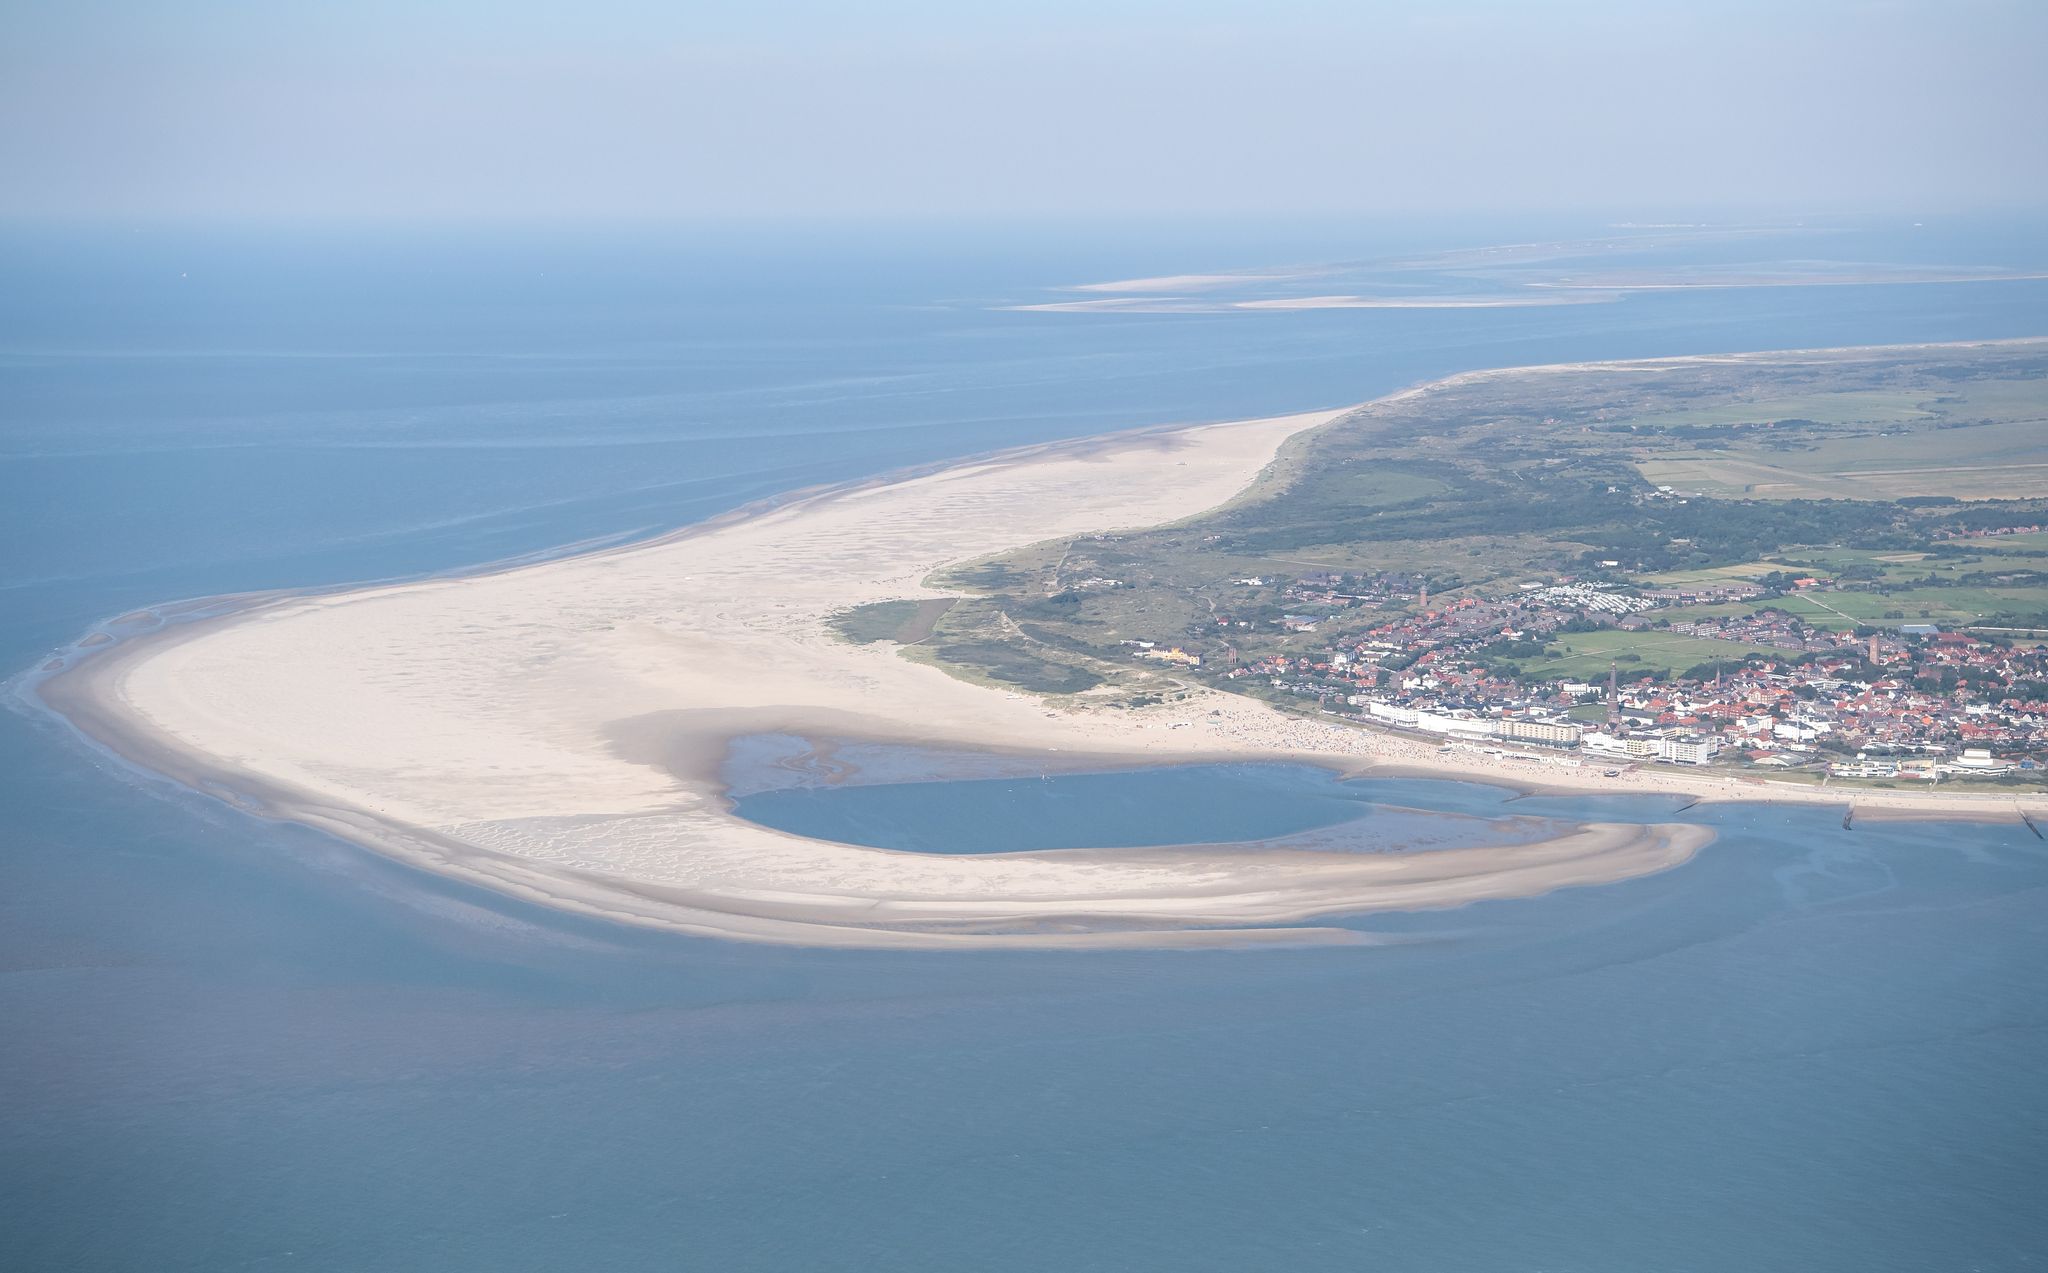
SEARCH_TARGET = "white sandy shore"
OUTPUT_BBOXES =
[1069,270,1314,293]
[1009,294,1613,314]
[1230,294,1615,310]
[30,346,2041,948]
[1533,269,2048,292]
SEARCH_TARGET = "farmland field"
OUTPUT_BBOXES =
[1632,375,2048,499]
[1619,388,1939,431]
[1506,629,1780,680]
[1767,586,2048,629]
[1641,561,1792,587]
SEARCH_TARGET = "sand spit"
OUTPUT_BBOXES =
[1229,294,1615,310]
[1068,270,1318,294]
[30,345,2042,948]
[1531,269,2048,292]
[1009,293,1615,314]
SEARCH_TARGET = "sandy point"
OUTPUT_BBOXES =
[33,355,2025,949]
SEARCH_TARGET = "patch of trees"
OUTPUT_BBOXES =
[1594,417,1825,441]
[1585,498,1908,571]
[1941,500,2048,533]
[1476,638,1550,660]
[1951,570,2048,588]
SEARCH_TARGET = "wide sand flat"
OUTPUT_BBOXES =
[65,367,2036,947]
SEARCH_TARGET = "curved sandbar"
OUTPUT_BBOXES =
[33,401,1724,948]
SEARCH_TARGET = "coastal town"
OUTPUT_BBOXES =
[1133,568,2048,785]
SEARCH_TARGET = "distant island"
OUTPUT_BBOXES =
[1014,229,2048,314]
[28,340,2048,948]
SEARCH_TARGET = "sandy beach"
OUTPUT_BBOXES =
[26,356,2037,948]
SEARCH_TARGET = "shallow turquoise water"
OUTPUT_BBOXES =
[5,218,2048,1270]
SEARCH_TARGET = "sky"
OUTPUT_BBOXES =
[2,0,2044,221]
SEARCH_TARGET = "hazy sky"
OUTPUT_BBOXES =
[4,0,2043,220]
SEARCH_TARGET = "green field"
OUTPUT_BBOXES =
[1634,377,2048,500]
[1971,531,2048,551]
[1619,388,1940,432]
[1768,587,2048,630]
[1640,435,2048,502]
[1641,561,1792,587]
[1508,629,1779,680]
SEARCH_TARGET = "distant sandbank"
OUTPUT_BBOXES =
[1009,293,1615,314]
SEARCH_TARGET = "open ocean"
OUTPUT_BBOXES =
[4,218,2048,1271]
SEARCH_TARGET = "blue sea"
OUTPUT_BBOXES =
[4,217,2047,1271]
